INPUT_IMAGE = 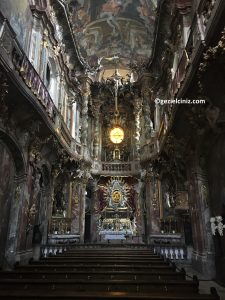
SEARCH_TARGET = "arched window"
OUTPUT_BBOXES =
[45,57,59,106]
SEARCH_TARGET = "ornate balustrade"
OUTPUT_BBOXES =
[41,245,68,257]
[41,243,151,257]
[91,161,140,175]
[102,162,131,172]
[153,245,186,260]
[100,161,140,175]
[150,234,186,260]
[13,52,58,121]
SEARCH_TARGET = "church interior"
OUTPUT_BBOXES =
[1,0,225,299]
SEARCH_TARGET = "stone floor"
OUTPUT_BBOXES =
[176,262,225,300]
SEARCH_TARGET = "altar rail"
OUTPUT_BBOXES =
[41,243,152,257]
[150,233,186,260]
[153,245,186,260]
[41,245,68,258]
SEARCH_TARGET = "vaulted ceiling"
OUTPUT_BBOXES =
[66,0,158,70]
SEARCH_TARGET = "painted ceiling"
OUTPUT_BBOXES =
[67,0,158,69]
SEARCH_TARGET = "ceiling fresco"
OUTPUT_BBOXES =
[67,0,158,68]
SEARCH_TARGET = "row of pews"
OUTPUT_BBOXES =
[0,246,220,299]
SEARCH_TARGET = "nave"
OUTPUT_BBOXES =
[1,0,225,296]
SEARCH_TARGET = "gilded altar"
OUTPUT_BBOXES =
[97,177,137,241]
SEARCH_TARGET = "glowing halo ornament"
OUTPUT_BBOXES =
[110,127,124,144]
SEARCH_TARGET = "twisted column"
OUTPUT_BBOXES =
[133,98,142,159]
[92,100,102,160]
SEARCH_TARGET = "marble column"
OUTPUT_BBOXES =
[90,179,99,243]
[144,168,161,243]
[134,179,145,243]
[5,175,27,267]
[188,165,215,278]
[38,186,50,244]
[77,167,92,243]
[67,182,73,218]
[70,181,80,234]
[80,76,92,147]
[142,92,154,142]
[79,179,87,243]
[92,100,102,161]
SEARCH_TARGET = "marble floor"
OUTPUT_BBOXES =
[176,262,225,300]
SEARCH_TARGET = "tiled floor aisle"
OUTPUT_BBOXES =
[176,263,225,300]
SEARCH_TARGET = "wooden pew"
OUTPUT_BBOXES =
[0,290,220,300]
[29,259,168,266]
[0,270,186,280]
[0,277,199,293]
[0,247,220,300]
[15,264,176,272]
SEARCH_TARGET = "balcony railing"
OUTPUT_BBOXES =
[102,162,131,172]
[14,53,57,121]
[92,161,140,175]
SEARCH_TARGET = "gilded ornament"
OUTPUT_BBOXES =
[109,127,124,144]
[112,190,122,203]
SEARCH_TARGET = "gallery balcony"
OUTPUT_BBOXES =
[155,0,225,157]
[0,12,83,161]
[171,0,225,99]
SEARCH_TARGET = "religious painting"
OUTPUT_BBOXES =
[68,0,158,66]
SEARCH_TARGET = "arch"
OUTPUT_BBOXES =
[0,129,26,177]
[46,56,59,106]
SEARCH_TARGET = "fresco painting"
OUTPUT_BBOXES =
[0,0,32,52]
[69,0,158,66]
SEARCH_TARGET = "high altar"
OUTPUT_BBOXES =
[97,177,137,242]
